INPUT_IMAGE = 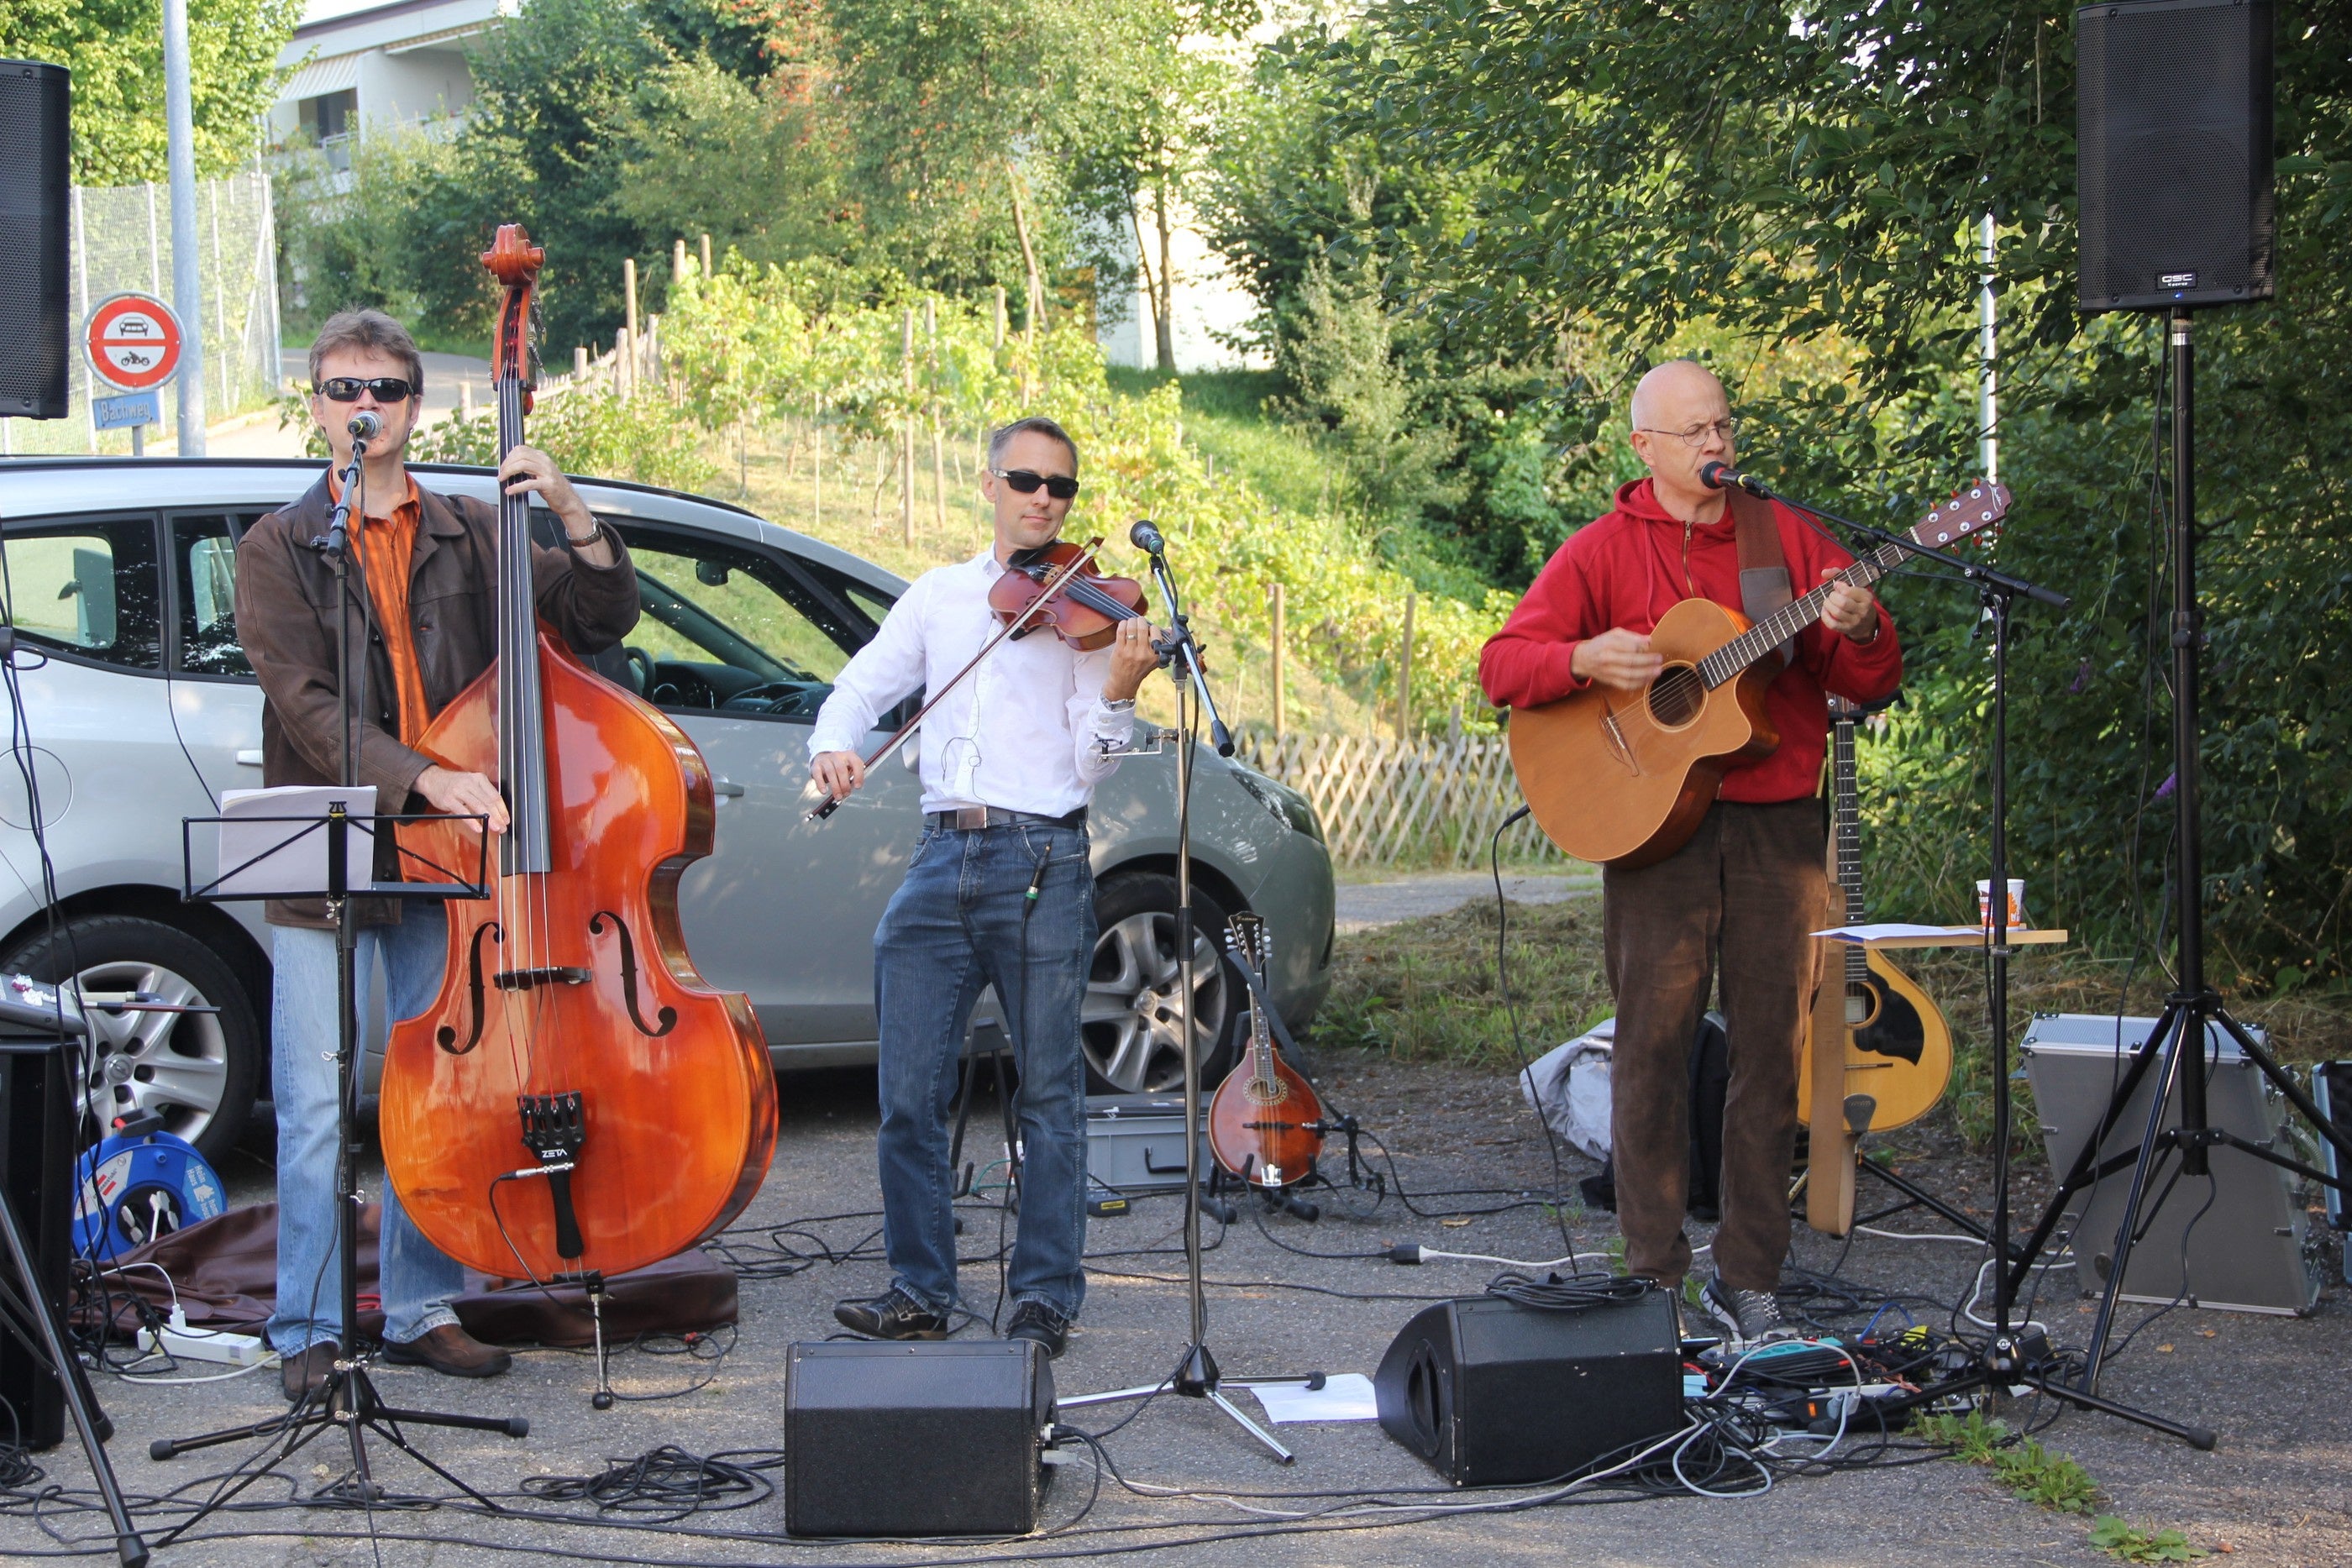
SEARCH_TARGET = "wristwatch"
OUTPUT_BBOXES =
[1101,696,1137,713]
[564,520,601,547]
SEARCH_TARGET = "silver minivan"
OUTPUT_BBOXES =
[0,458,1335,1162]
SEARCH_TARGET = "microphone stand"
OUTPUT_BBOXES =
[1059,529,1297,1464]
[1734,472,2211,1447]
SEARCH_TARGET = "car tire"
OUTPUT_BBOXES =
[1082,873,1242,1096]
[2,914,262,1167]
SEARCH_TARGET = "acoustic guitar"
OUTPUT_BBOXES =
[1508,482,2012,868]
[1796,700,1952,1137]
[1206,913,1325,1189]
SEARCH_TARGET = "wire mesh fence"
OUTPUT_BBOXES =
[0,171,283,457]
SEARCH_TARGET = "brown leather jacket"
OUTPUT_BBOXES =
[234,473,640,927]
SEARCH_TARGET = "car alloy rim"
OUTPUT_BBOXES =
[1081,910,1227,1093]
[71,960,232,1146]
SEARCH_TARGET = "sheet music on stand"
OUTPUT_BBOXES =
[184,786,490,905]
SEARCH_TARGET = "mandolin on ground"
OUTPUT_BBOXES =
[1207,913,1325,1189]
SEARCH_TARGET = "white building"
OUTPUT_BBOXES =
[268,0,512,169]
[1096,201,1268,375]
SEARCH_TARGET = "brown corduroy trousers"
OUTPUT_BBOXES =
[1601,800,1827,1291]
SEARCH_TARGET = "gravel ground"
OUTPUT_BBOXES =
[10,1047,2347,1568]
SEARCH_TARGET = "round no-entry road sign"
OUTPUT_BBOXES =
[85,293,185,392]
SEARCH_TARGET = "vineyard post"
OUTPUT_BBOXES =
[1398,591,1417,741]
[927,297,945,532]
[672,239,686,283]
[901,307,916,546]
[700,232,712,278]
[622,258,640,401]
[1269,583,1286,740]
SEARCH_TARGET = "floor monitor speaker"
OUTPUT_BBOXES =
[784,1339,1054,1536]
[0,60,71,418]
[2076,0,2274,312]
[1374,1287,1683,1486]
[0,1035,76,1450]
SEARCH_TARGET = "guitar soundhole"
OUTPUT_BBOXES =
[1646,663,1704,729]
[1246,1078,1289,1107]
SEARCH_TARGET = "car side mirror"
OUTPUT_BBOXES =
[695,559,731,587]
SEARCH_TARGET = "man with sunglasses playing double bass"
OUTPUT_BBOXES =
[807,416,1163,1360]
[236,309,641,1401]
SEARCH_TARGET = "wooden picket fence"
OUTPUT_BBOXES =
[1233,731,1575,869]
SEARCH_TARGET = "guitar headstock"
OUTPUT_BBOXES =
[1225,911,1270,970]
[480,223,545,401]
[1907,480,2011,548]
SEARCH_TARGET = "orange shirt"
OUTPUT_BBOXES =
[328,470,434,746]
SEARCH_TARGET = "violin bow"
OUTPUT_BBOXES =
[807,537,1110,822]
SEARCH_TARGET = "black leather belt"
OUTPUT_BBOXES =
[925,805,1088,831]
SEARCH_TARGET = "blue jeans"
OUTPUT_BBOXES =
[873,821,1095,1321]
[268,909,466,1354]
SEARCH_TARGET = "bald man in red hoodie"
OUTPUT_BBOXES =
[1480,360,1901,1344]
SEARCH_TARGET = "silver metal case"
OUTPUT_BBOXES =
[2021,1012,2319,1316]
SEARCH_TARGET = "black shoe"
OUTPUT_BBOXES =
[281,1340,339,1403]
[1700,1273,1793,1347]
[380,1324,513,1379]
[835,1287,951,1341]
[1005,1300,1069,1360]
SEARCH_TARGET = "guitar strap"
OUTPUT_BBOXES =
[1728,487,1795,671]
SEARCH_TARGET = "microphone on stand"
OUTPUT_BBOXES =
[1129,519,1166,557]
[1699,459,1775,498]
[346,409,383,443]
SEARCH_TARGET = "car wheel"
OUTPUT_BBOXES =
[1081,873,1242,1095]
[2,915,262,1166]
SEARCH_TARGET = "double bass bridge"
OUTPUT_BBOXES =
[495,966,590,991]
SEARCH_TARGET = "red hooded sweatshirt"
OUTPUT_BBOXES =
[1479,478,1902,805]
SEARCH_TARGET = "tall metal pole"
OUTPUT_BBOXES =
[2168,307,2208,1163]
[164,0,207,454]
[1978,212,1998,483]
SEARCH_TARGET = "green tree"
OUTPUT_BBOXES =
[1,0,302,184]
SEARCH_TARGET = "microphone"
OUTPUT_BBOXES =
[347,409,383,443]
[1128,519,1165,556]
[1699,460,1773,498]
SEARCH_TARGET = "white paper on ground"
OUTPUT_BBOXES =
[1810,922,1969,943]
[1247,1372,1379,1424]
[214,785,379,899]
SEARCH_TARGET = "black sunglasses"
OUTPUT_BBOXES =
[992,467,1079,501]
[316,376,418,403]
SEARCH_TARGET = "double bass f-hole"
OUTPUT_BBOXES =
[436,920,501,1055]
[591,910,678,1037]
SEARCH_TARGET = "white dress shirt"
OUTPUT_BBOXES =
[807,547,1137,817]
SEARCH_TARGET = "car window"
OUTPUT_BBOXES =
[614,527,878,720]
[0,514,163,671]
[172,513,264,677]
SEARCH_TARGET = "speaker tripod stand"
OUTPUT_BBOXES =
[1998,308,2352,1412]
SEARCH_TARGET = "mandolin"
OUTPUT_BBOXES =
[1796,700,1952,1137]
[1206,913,1324,1189]
[1508,482,2011,868]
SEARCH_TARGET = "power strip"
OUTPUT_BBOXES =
[137,1317,272,1367]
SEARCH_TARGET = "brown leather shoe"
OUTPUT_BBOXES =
[380,1324,512,1379]
[281,1340,339,1403]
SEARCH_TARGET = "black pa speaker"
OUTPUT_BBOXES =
[784,1340,1054,1536]
[1374,1287,1683,1486]
[2076,0,2274,312]
[0,1034,77,1450]
[0,60,71,418]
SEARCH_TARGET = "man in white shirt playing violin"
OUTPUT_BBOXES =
[806,416,1162,1359]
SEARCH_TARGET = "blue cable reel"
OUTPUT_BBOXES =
[71,1112,228,1262]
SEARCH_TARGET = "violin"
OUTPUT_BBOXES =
[380,223,777,1284]
[988,539,1149,649]
[1206,913,1326,1189]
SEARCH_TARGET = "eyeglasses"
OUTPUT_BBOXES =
[991,468,1080,501]
[316,376,418,403]
[1636,417,1738,448]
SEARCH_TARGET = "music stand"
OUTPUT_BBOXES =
[0,1007,148,1566]
[144,801,522,1521]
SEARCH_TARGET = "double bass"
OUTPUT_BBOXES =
[381,225,776,1284]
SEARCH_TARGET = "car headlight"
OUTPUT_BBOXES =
[1228,763,1323,844]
